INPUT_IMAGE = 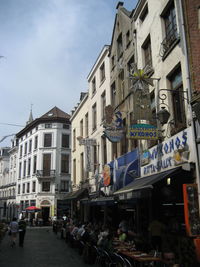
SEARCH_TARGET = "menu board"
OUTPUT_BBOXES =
[183,184,200,236]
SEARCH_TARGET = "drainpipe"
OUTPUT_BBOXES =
[176,0,200,208]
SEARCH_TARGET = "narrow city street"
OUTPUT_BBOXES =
[0,227,92,267]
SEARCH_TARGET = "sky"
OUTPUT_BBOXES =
[0,0,137,147]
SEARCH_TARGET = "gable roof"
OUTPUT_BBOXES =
[109,6,134,56]
[41,106,70,119]
[16,106,70,138]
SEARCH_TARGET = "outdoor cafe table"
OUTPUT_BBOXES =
[118,250,161,266]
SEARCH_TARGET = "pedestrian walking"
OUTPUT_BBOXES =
[9,217,19,248]
[18,217,27,247]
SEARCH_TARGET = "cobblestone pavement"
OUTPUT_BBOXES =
[0,227,92,267]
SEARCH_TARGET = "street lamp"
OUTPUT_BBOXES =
[156,107,170,125]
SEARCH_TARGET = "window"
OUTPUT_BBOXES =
[111,55,115,69]
[63,124,70,129]
[43,154,51,176]
[92,103,97,131]
[24,142,27,155]
[111,82,116,107]
[20,145,23,157]
[61,180,69,192]
[102,136,107,165]
[28,158,31,176]
[18,184,20,194]
[22,183,25,194]
[168,66,186,132]
[118,70,125,102]
[80,120,83,138]
[73,129,76,150]
[120,118,128,155]
[73,159,76,185]
[30,200,36,206]
[93,145,97,173]
[100,62,105,82]
[32,181,36,193]
[29,139,32,153]
[27,182,30,193]
[44,133,52,147]
[161,1,178,58]
[61,154,69,173]
[85,113,89,137]
[45,123,52,128]
[25,200,29,208]
[62,134,69,148]
[101,91,106,122]
[42,182,50,192]
[117,33,123,59]
[92,77,96,95]
[19,162,22,178]
[112,143,118,160]
[140,3,148,22]
[126,30,131,48]
[81,152,84,180]
[33,155,37,174]
[23,160,26,177]
[127,55,135,89]
[34,136,38,149]
[142,35,152,67]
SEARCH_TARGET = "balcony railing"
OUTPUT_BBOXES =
[160,30,180,59]
[36,170,56,179]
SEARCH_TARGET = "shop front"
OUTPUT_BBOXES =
[114,127,200,262]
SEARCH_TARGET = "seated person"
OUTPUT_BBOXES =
[157,250,179,267]
[117,228,127,242]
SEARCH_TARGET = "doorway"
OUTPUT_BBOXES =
[42,207,50,225]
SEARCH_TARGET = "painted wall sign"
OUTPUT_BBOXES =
[103,165,111,186]
[141,127,194,176]
[128,124,158,140]
[103,105,124,143]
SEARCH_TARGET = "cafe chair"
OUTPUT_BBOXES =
[111,252,128,267]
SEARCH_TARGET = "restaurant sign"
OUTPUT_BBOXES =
[128,124,158,140]
[141,127,194,176]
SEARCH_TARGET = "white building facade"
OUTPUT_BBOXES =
[71,45,112,195]
[16,107,71,222]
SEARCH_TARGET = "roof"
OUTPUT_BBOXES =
[41,106,70,119]
[16,106,70,138]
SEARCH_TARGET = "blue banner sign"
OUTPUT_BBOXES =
[128,124,158,140]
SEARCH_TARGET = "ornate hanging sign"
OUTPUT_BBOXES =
[103,105,124,143]
[77,137,96,172]
[128,124,158,140]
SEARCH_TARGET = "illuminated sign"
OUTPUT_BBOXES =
[128,124,158,140]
